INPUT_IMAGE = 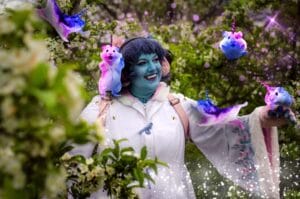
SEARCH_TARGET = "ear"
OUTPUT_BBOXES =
[235,31,243,38]
[101,45,107,51]
[161,57,170,77]
[222,31,230,38]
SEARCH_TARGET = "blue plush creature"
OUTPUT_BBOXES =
[196,92,247,125]
[37,0,86,42]
[219,31,247,60]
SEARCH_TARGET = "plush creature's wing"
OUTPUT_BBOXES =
[37,0,61,26]
[37,0,70,41]
[37,0,85,42]
[197,98,248,125]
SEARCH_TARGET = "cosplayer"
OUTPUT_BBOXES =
[71,37,295,199]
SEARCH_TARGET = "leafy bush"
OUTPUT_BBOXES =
[63,139,167,198]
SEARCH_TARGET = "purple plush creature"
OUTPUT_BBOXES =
[37,0,86,42]
[99,45,124,97]
[219,31,247,60]
[196,93,248,125]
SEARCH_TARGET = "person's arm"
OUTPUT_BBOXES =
[179,95,283,198]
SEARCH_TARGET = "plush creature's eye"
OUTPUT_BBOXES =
[106,49,109,52]
[113,50,115,52]
[275,92,278,96]
[228,36,230,39]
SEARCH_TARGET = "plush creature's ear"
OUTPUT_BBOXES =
[235,31,243,39]
[101,45,108,51]
[222,31,230,38]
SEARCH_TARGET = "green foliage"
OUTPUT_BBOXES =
[41,0,299,198]
[63,139,167,198]
[0,7,103,199]
[1,0,299,198]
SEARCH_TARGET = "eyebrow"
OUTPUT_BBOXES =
[138,54,158,61]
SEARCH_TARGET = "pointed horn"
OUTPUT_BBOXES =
[110,34,113,46]
[231,16,236,33]
[205,89,209,99]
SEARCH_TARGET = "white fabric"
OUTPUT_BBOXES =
[73,82,279,199]
[248,107,280,199]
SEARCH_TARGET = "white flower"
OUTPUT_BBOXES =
[86,166,105,181]
[86,158,94,165]
[63,71,85,122]
[0,16,16,34]
[60,152,71,161]
[50,125,66,143]
[45,168,67,198]
[79,164,89,173]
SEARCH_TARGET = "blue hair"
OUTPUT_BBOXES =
[120,37,165,67]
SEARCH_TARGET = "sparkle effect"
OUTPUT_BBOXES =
[264,12,281,30]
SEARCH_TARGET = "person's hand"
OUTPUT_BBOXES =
[259,105,297,128]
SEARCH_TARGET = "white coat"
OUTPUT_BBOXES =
[72,83,280,199]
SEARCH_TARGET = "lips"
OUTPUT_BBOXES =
[144,73,157,80]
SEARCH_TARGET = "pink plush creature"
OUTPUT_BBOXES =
[98,45,124,97]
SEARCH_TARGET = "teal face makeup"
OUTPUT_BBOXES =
[129,53,162,103]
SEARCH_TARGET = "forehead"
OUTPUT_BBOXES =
[138,53,157,60]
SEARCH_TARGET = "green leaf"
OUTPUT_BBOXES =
[70,155,86,163]
[31,89,57,109]
[144,172,155,184]
[112,140,120,159]
[29,63,49,87]
[140,146,147,160]
[133,168,144,186]
[121,147,134,154]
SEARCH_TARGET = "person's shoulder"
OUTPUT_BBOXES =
[169,92,197,111]
[169,92,193,102]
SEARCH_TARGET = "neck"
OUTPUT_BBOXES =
[130,86,156,103]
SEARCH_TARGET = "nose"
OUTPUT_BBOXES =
[147,61,158,72]
[230,41,236,47]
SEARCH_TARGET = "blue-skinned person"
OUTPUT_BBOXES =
[72,37,295,199]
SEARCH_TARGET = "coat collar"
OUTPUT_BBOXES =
[117,82,170,106]
[116,82,170,118]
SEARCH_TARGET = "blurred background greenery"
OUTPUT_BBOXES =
[0,0,299,198]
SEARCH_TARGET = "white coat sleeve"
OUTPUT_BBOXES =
[179,95,280,199]
[68,95,101,158]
